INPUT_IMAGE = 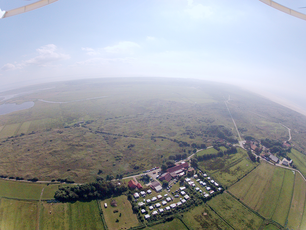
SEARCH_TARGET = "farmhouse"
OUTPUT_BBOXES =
[128,180,143,190]
[282,160,289,166]
[167,162,189,173]
[159,172,172,182]
[269,154,279,163]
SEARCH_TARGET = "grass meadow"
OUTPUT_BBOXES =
[288,149,306,178]
[207,193,264,230]
[102,195,139,230]
[40,201,104,230]
[144,218,187,230]
[182,204,231,229]
[287,172,306,230]
[0,179,45,200]
[229,162,301,227]
[198,148,258,187]
[0,198,38,230]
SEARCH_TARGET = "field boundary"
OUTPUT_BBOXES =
[271,170,286,219]
[227,163,259,189]
[96,200,109,230]
[299,178,306,230]
[285,172,296,227]
[206,203,235,230]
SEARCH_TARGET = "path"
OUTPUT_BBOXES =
[37,187,45,230]
[280,123,291,141]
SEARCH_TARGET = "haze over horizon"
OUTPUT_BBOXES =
[1,0,306,109]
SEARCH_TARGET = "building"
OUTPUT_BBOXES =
[128,180,143,190]
[167,162,189,173]
[269,154,279,163]
[282,160,289,166]
[151,181,162,192]
[159,172,172,182]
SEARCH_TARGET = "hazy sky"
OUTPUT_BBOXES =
[0,0,306,107]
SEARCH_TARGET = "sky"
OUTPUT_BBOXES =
[0,0,306,109]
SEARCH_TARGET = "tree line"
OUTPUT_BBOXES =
[54,181,127,202]
[196,147,238,162]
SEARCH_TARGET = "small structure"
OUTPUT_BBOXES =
[177,201,182,206]
[133,193,140,199]
[159,208,164,213]
[152,197,157,202]
[282,161,289,166]
[181,199,186,203]
[104,203,107,208]
[214,182,219,186]
[209,190,215,194]
[181,191,186,196]
[140,191,146,196]
[138,202,145,207]
[204,194,209,198]
[166,197,172,202]
[269,154,279,163]
[170,203,176,209]
[184,195,190,200]
[147,189,152,194]
[162,200,167,205]
[110,200,117,207]
[157,195,162,199]
[152,211,158,215]
[149,206,154,210]
[146,199,151,203]
[155,203,161,208]
[165,206,170,211]
[141,209,146,214]
[144,214,150,219]
[151,181,162,192]
[180,187,186,191]
[155,185,162,192]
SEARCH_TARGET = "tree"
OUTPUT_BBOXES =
[161,164,167,172]
[190,158,198,169]
[162,180,169,188]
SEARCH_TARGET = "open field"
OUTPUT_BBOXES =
[182,204,231,229]
[288,149,306,178]
[0,179,46,200]
[145,219,187,230]
[0,198,38,230]
[207,193,264,230]
[102,195,139,230]
[229,162,300,227]
[42,184,62,200]
[197,147,219,156]
[271,169,295,226]
[198,148,258,187]
[40,201,104,230]
[1,78,306,184]
[287,173,306,230]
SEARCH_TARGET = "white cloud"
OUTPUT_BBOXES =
[82,47,100,56]
[184,2,213,20]
[1,63,16,71]
[146,36,156,41]
[24,44,70,67]
[104,41,140,54]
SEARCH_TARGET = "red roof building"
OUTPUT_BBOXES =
[159,172,172,182]
[167,162,189,173]
[128,180,143,189]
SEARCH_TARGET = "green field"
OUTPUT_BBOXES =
[0,179,46,200]
[182,204,231,229]
[102,195,139,230]
[198,148,258,187]
[207,193,264,230]
[40,201,104,230]
[288,149,306,178]
[197,147,219,156]
[287,173,306,230]
[229,162,300,227]
[17,121,31,134]
[271,169,295,226]
[0,198,38,230]
[42,184,62,200]
[144,219,187,230]
[0,123,20,138]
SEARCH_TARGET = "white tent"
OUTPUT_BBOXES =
[1,0,58,19]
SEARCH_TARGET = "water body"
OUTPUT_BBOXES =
[0,102,35,115]
[38,96,108,104]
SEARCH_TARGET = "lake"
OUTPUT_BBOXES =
[0,102,35,115]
